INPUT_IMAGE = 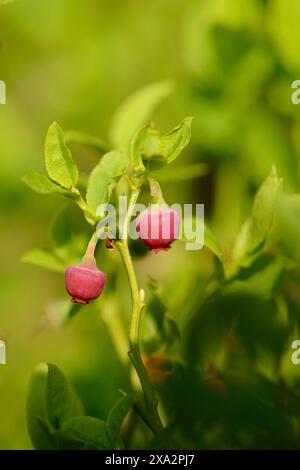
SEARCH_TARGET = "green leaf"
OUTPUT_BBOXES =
[156,163,209,183]
[22,173,67,195]
[107,395,134,445]
[275,194,300,264]
[233,167,282,265]
[86,150,128,212]
[110,80,174,149]
[131,118,192,174]
[131,125,160,174]
[146,427,173,450]
[147,278,167,331]
[63,417,112,450]
[226,254,285,301]
[204,223,223,260]
[229,253,275,282]
[26,364,54,450]
[159,117,193,164]
[181,216,223,260]
[165,314,180,344]
[248,166,282,252]
[268,0,300,71]
[51,429,86,450]
[22,249,66,273]
[64,130,110,153]
[45,122,78,189]
[46,364,83,429]
[147,278,180,348]
[51,207,72,247]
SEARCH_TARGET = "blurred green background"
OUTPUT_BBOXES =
[1,0,300,449]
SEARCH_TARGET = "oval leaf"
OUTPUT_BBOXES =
[248,166,282,253]
[22,173,67,195]
[181,216,223,260]
[63,417,112,450]
[110,80,174,149]
[232,166,282,264]
[131,125,161,174]
[22,249,66,273]
[131,117,193,174]
[86,150,127,212]
[204,223,223,261]
[160,116,193,164]
[46,364,83,429]
[107,395,134,446]
[26,364,54,450]
[45,122,78,189]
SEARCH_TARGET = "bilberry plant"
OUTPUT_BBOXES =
[22,81,211,449]
[22,81,289,451]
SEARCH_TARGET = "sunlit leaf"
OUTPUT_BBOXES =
[130,125,160,174]
[204,224,223,260]
[233,167,282,267]
[22,249,66,273]
[159,117,193,164]
[268,0,300,72]
[86,150,127,212]
[181,216,223,260]
[131,118,192,174]
[45,122,78,189]
[248,166,282,252]
[22,173,68,196]
[275,194,300,263]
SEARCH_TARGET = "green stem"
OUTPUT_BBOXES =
[116,188,163,434]
[76,197,98,222]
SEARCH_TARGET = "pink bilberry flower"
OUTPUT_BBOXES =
[136,208,181,253]
[65,257,106,305]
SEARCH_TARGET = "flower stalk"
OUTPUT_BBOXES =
[115,187,163,434]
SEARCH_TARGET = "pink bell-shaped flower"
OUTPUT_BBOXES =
[136,208,181,253]
[65,256,106,305]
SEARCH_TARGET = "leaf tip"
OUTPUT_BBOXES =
[34,363,49,377]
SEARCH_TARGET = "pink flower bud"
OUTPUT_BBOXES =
[136,208,181,253]
[65,259,106,305]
